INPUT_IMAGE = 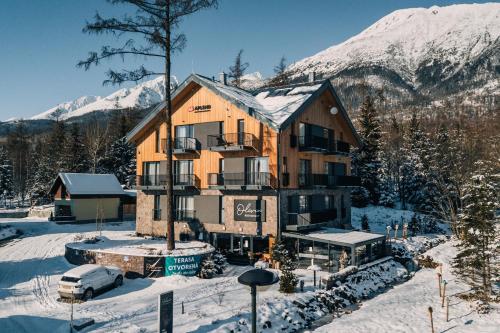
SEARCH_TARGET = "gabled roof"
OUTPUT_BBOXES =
[126,73,361,145]
[50,173,126,196]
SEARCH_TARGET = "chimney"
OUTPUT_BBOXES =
[308,71,316,83]
[219,72,227,85]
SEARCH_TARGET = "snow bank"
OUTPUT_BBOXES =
[67,234,214,257]
[0,225,18,241]
[214,259,407,332]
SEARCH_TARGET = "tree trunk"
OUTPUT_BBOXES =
[164,1,175,250]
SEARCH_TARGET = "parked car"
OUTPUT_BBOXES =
[58,264,124,301]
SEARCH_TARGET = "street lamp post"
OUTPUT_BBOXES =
[238,269,279,333]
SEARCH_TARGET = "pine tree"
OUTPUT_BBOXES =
[78,0,218,252]
[199,256,217,279]
[102,137,136,186]
[354,95,382,204]
[408,213,420,236]
[361,214,370,231]
[279,251,298,293]
[454,161,499,302]
[212,250,227,274]
[0,146,13,203]
[228,49,249,88]
[27,140,54,204]
[66,123,89,173]
[7,121,31,204]
[268,56,291,87]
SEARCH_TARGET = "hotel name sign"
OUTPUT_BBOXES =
[188,104,211,112]
[234,200,266,222]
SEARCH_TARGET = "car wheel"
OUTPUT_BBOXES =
[114,275,123,287]
[83,288,94,301]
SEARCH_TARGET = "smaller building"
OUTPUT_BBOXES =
[49,173,136,223]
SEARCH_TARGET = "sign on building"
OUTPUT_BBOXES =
[158,291,173,333]
[165,254,203,276]
[234,200,266,222]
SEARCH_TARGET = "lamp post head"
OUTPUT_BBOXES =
[238,269,279,287]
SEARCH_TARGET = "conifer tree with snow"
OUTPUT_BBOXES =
[271,240,288,264]
[279,250,298,294]
[354,95,382,204]
[361,214,370,231]
[27,140,54,204]
[212,250,227,274]
[0,146,13,202]
[228,49,249,88]
[102,137,136,186]
[454,161,499,302]
[66,123,89,173]
[408,213,420,236]
[199,256,217,279]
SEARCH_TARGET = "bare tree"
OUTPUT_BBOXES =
[84,118,109,174]
[78,0,218,250]
[228,49,249,87]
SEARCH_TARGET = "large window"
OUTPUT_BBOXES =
[174,160,193,185]
[175,196,194,220]
[325,195,335,210]
[299,195,310,213]
[246,157,269,185]
[175,125,194,149]
[143,162,160,186]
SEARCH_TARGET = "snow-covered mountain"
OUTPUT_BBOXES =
[30,76,166,121]
[239,72,265,90]
[289,3,499,110]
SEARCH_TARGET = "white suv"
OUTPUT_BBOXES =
[58,264,124,301]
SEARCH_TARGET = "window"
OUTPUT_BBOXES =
[299,159,312,186]
[237,119,245,145]
[143,162,160,186]
[175,196,194,220]
[174,160,193,185]
[155,128,161,153]
[175,125,194,149]
[219,196,224,224]
[299,195,310,213]
[153,195,161,221]
[246,157,269,185]
[325,195,335,210]
[282,156,288,173]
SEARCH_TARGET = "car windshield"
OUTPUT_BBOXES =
[61,276,81,283]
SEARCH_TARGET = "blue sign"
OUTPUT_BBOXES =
[165,254,203,276]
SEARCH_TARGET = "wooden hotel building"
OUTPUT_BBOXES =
[126,73,384,269]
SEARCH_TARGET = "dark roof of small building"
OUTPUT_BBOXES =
[126,73,360,145]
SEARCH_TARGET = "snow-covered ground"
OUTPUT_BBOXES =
[314,240,500,333]
[0,225,18,241]
[1,207,497,333]
[352,205,422,233]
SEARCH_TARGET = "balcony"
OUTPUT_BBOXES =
[161,138,200,155]
[174,209,196,221]
[298,173,328,187]
[207,133,259,152]
[136,174,199,190]
[327,175,361,187]
[298,135,329,152]
[208,172,271,189]
[286,209,338,231]
[326,140,350,155]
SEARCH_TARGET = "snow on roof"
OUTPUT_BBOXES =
[57,173,126,196]
[254,84,321,125]
[197,75,323,127]
[286,227,385,246]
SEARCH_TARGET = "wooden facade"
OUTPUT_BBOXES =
[128,74,361,256]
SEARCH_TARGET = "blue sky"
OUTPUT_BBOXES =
[0,0,491,120]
